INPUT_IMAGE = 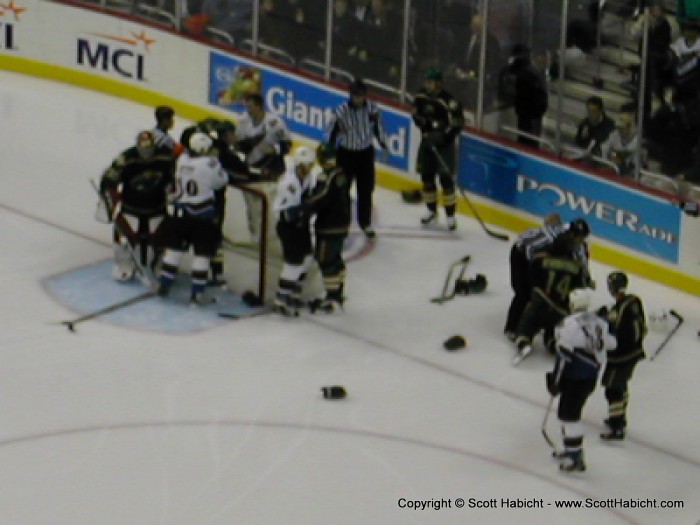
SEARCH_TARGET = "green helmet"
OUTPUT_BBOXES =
[607,271,628,294]
[316,142,337,165]
[425,67,443,81]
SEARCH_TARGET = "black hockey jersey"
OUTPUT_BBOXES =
[307,166,351,235]
[412,88,464,144]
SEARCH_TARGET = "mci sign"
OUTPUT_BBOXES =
[76,31,155,80]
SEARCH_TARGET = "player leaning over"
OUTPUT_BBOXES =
[234,93,292,240]
[548,288,616,473]
[271,146,318,316]
[411,67,464,231]
[99,130,174,281]
[306,143,352,313]
[157,132,229,305]
[598,271,647,441]
[513,219,591,364]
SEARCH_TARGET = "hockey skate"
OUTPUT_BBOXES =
[309,293,344,314]
[512,341,532,366]
[420,211,438,226]
[446,216,457,231]
[559,451,586,473]
[600,428,625,441]
[272,296,300,317]
[362,226,377,240]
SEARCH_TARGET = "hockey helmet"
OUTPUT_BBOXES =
[567,218,590,238]
[293,146,316,167]
[424,67,443,81]
[216,120,236,138]
[349,78,368,96]
[607,271,628,295]
[189,132,213,155]
[154,105,174,123]
[569,287,593,312]
[136,130,156,159]
[316,142,337,166]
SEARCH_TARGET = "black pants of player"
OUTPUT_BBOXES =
[558,377,596,422]
[602,359,640,430]
[164,214,220,257]
[516,292,566,350]
[505,245,530,333]
[337,146,375,230]
[277,218,312,265]
[417,141,456,216]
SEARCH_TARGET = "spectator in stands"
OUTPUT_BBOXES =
[329,0,362,72]
[259,0,326,63]
[200,0,252,41]
[646,85,700,176]
[355,0,403,85]
[500,44,548,149]
[601,109,643,177]
[574,96,616,157]
[625,0,673,122]
[669,21,700,102]
[447,12,502,110]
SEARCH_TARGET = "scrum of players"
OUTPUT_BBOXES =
[97,97,650,474]
[96,97,349,313]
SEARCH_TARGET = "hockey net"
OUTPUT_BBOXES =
[220,182,281,303]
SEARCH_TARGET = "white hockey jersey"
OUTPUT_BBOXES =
[172,153,228,216]
[555,311,616,380]
[273,164,318,213]
[235,111,291,166]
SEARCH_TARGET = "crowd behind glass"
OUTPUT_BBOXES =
[63,0,700,199]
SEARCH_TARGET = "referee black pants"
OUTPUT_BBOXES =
[337,146,375,230]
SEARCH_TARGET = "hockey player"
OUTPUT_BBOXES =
[234,93,292,240]
[99,130,174,281]
[598,271,647,441]
[158,132,229,305]
[181,118,251,285]
[153,105,183,156]
[504,212,564,340]
[306,142,352,313]
[411,67,464,230]
[271,146,318,316]
[548,288,616,472]
[513,219,591,364]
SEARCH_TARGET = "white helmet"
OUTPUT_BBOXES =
[293,146,315,167]
[189,132,213,155]
[569,288,593,313]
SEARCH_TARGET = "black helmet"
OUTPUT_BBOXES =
[607,271,628,294]
[568,218,590,238]
[154,105,174,123]
[349,78,367,95]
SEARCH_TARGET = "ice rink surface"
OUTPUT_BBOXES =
[1,71,699,524]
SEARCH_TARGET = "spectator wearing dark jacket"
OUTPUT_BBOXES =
[575,96,616,156]
[502,45,549,148]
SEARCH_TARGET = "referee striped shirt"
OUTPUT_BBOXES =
[152,127,177,151]
[516,223,565,260]
[326,99,386,151]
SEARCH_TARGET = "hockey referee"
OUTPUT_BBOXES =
[327,78,388,239]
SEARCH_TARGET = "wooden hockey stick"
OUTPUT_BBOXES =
[541,394,558,451]
[650,309,684,361]
[429,145,509,242]
[59,290,157,332]
[431,255,471,303]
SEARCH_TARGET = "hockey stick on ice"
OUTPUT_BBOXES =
[59,290,157,332]
[430,255,471,304]
[650,309,684,361]
[541,394,558,452]
[429,145,509,242]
